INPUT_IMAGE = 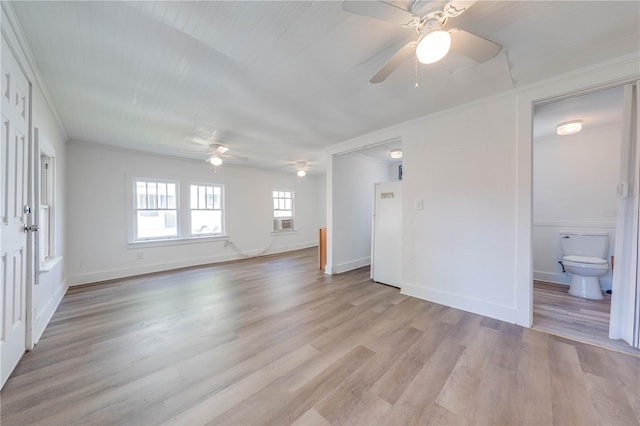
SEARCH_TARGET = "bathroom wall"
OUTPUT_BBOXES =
[533,124,621,289]
[389,161,402,181]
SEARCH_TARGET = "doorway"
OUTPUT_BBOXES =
[327,139,402,277]
[531,85,639,355]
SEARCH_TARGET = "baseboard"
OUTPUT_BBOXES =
[332,257,371,274]
[401,282,518,324]
[534,270,611,291]
[533,271,569,286]
[68,242,317,286]
[32,280,68,345]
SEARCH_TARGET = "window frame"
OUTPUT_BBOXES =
[126,173,228,246]
[34,127,61,274]
[272,188,295,233]
[39,153,53,261]
[189,182,225,237]
[132,178,180,242]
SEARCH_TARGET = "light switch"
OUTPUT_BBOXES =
[415,199,424,210]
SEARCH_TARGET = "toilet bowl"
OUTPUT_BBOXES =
[560,232,609,300]
[562,255,608,300]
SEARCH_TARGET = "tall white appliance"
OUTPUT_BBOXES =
[371,181,403,287]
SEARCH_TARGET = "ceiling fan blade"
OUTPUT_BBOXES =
[343,1,416,25]
[369,41,417,83]
[443,0,478,18]
[449,29,502,63]
[225,153,249,161]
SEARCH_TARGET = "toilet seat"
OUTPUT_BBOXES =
[563,255,607,265]
[562,256,609,273]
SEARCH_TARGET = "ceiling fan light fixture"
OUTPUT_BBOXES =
[557,120,583,136]
[209,155,223,166]
[416,30,451,64]
[296,161,308,177]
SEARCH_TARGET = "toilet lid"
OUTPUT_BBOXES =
[563,255,607,265]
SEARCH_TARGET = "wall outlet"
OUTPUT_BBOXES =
[136,252,143,260]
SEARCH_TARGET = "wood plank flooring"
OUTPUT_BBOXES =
[1,249,639,425]
[533,280,640,356]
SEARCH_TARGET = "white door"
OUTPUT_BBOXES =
[1,38,31,389]
[372,181,402,287]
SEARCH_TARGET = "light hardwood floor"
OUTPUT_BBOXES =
[1,248,639,425]
[533,280,640,356]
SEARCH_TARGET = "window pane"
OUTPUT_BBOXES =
[39,206,50,261]
[213,186,221,209]
[158,183,167,209]
[206,186,214,209]
[285,199,291,211]
[136,182,147,208]
[136,210,177,239]
[41,155,50,205]
[148,183,157,209]
[190,185,198,209]
[191,210,222,235]
[167,184,176,209]
[198,186,206,209]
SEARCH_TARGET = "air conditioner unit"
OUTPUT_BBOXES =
[274,218,293,231]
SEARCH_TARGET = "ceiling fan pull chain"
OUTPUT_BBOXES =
[415,55,419,88]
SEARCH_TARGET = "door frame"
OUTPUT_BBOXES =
[515,57,640,328]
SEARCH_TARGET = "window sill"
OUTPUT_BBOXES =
[271,230,298,236]
[128,235,228,249]
[40,257,62,273]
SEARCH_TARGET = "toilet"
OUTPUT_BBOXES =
[560,232,609,300]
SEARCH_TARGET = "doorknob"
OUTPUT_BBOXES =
[24,224,39,233]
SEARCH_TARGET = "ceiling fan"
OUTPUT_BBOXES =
[189,143,247,167]
[283,160,315,177]
[343,0,502,83]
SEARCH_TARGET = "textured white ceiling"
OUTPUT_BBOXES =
[10,1,640,173]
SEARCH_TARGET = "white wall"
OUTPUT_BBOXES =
[317,173,327,228]
[400,96,518,322]
[330,153,391,274]
[2,4,68,345]
[31,78,67,344]
[533,124,621,289]
[66,142,324,285]
[389,161,402,181]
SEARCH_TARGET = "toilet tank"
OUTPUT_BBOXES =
[560,232,608,258]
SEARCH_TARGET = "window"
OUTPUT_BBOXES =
[39,154,53,263]
[190,184,223,236]
[134,179,178,240]
[128,176,226,244]
[272,190,294,232]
